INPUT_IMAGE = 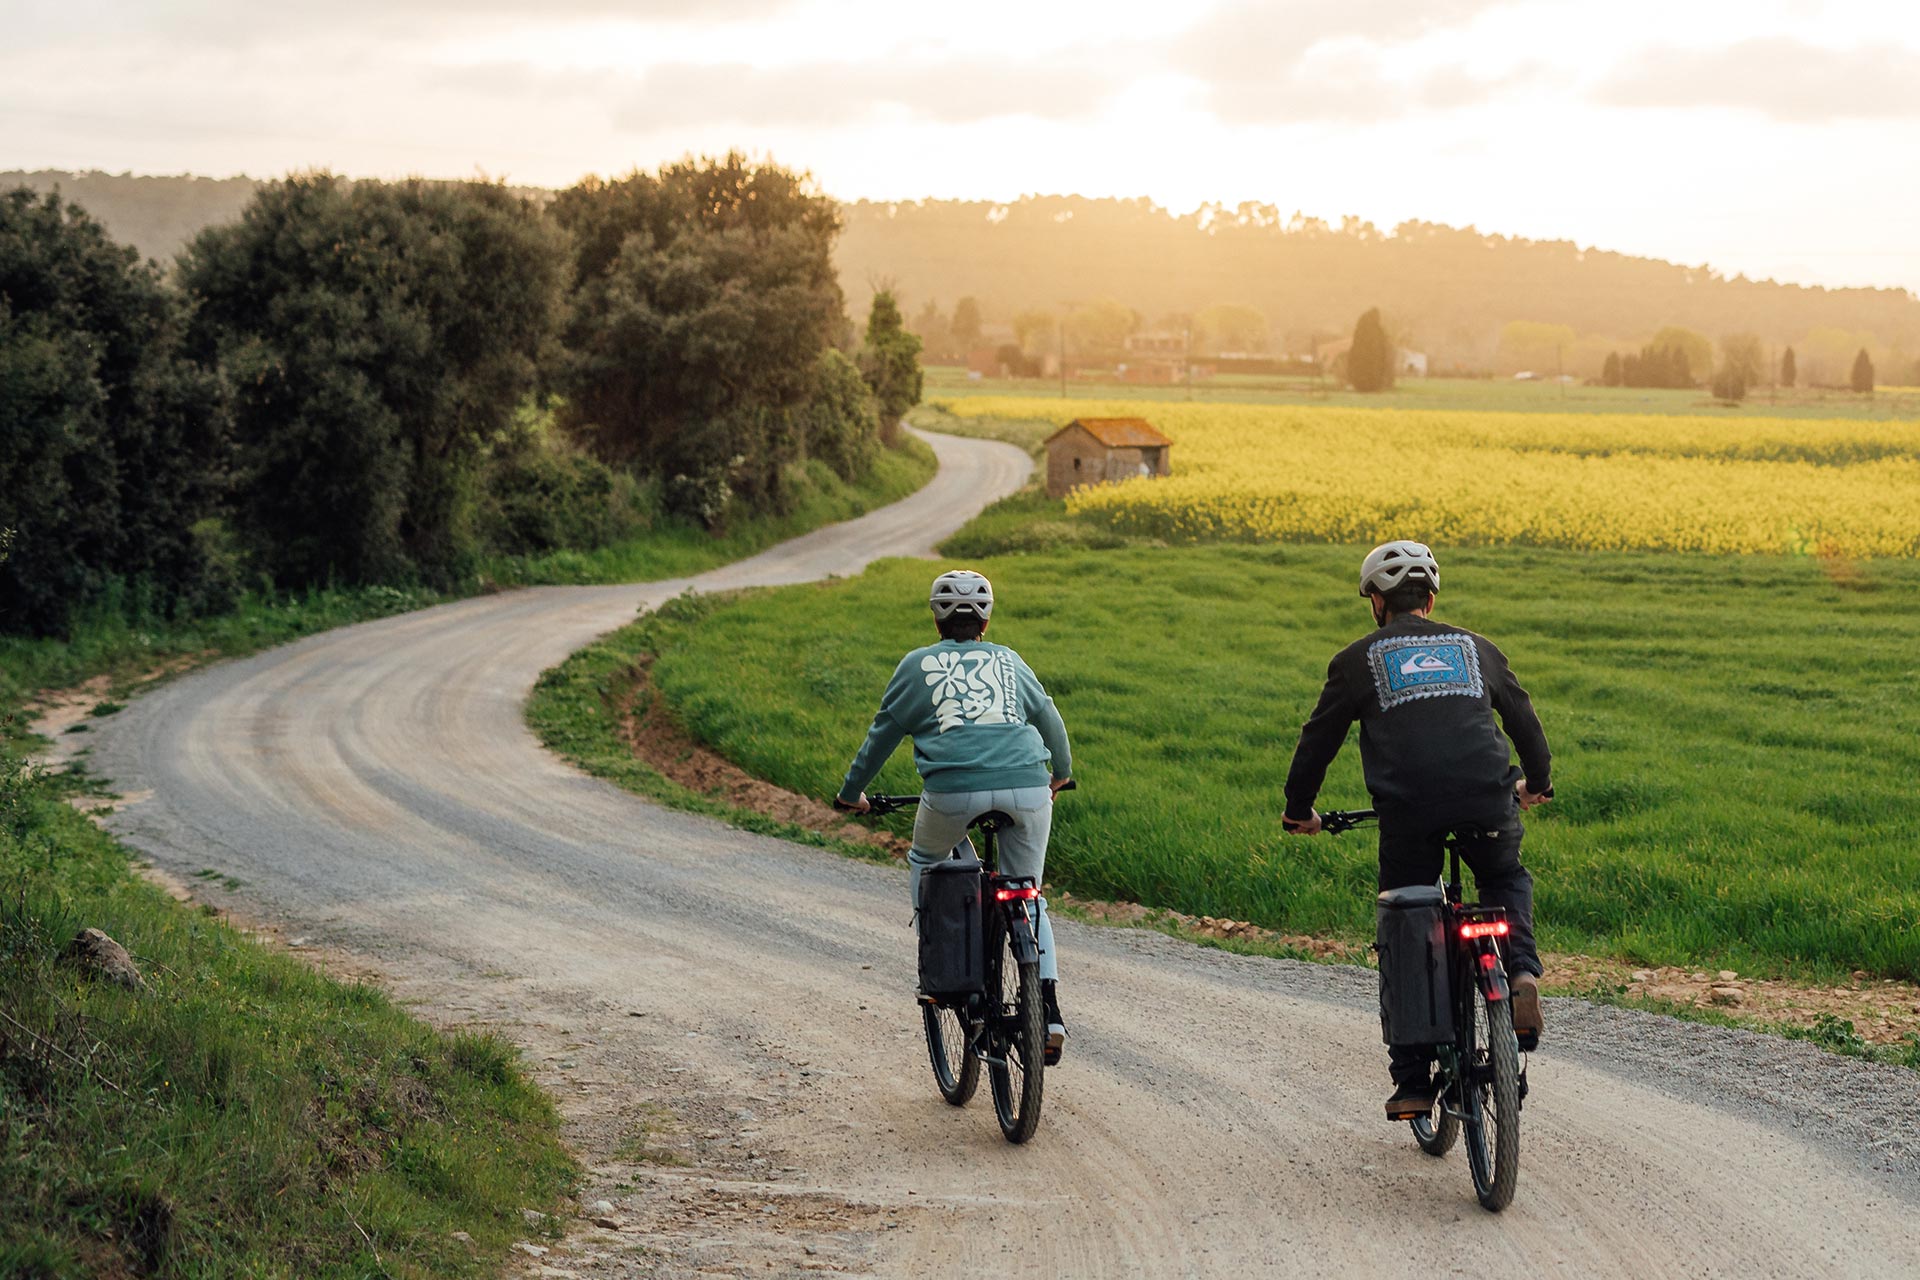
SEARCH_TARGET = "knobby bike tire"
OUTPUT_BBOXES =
[988,927,1046,1144]
[1463,989,1522,1211]
[923,1001,979,1106]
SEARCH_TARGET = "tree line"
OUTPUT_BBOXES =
[0,157,922,637]
[835,197,1920,378]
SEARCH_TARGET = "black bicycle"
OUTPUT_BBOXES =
[859,786,1071,1144]
[1322,808,1524,1212]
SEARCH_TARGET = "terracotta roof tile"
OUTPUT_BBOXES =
[1050,417,1172,448]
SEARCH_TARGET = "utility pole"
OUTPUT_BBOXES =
[1185,319,1194,401]
[1057,311,1066,398]
[1557,344,1566,400]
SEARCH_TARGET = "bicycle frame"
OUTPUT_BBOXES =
[1432,834,1513,1118]
[862,795,1043,1049]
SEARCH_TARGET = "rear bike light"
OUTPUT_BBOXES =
[1459,920,1509,940]
[995,886,1040,902]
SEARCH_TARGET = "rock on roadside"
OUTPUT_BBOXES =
[63,928,145,991]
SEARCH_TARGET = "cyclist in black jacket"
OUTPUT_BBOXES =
[1282,540,1552,1119]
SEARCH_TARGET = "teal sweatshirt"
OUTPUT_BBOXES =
[838,639,1072,800]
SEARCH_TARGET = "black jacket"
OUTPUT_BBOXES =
[1283,614,1551,823]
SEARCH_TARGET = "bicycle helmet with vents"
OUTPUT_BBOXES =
[1358,541,1439,597]
[929,569,994,620]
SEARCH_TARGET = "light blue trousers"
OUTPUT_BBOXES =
[909,786,1059,982]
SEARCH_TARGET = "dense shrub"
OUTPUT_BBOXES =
[801,349,881,482]
[479,432,647,555]
[0,188,228,637]
[180,174,567,589]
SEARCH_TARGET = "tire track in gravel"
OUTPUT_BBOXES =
[87,430,1920,1278]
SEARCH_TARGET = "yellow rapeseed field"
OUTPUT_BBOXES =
[955,397,1920,557]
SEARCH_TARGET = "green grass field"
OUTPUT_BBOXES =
[921,364,1920,421]
[0,760,575,1277]
[641,545,1920,984]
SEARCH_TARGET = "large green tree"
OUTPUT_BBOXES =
[1347,307,1394,392]
[1,188,227,636]
[181,174,566,589]
[551,154,844,514]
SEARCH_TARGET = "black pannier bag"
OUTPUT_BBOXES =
[919,855,986,998]
[1376,884,1452,1045]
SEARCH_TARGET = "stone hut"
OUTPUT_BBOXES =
[1044,418,1173,499]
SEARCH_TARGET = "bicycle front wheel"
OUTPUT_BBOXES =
[987,924,1045,1144]
[923,1000,979,1106]
[1462,986,1521,1211]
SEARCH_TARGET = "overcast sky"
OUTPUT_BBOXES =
[7,0,1919,292]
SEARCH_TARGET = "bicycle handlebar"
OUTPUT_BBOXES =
[1317,808,1378,834]
[839,778,1076,818]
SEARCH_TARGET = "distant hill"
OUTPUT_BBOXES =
[836,197,1920,379]
[2,170,261,265]
[10,172,1916,380]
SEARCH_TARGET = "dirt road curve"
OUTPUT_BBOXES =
[91,432,1918,1278]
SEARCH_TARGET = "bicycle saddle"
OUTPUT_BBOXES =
[968,810,1014,832]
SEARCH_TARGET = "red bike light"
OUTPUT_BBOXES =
[995,886,1040,902]
[1459,920,1509,940]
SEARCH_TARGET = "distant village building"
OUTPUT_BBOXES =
[1045,418,1173,498]
[1118,331,1189,384]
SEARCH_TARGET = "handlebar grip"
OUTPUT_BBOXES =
[1055,778,1077,792]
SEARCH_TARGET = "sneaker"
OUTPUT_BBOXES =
[1510,972,1543,1051]
[1041,980,1067,1066]
[1385,1077,1438,1121]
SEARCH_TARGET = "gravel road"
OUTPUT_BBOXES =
[89,431,1919,1278]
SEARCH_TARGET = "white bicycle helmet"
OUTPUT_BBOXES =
[1358,540,1439,597]
[929,569,994,620]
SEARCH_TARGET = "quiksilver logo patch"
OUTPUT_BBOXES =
[1367,633,1485,710]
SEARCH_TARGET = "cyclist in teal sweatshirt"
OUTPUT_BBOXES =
[836,569,1074,1061]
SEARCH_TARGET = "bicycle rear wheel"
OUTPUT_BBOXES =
[922,1001,979,1105]
[1462,987,1521,1211]
[987,923,1045,1144]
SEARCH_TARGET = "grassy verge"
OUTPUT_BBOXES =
[638,545,1920,986]
[0,758,575,1277]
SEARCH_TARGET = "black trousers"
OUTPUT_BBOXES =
[1379,809,1540,1085]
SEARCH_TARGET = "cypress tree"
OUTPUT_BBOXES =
[1601,351,1621,387]
[1348,307,1393,392]
[1851,348,1875,393]
[1780,346,1796,388]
